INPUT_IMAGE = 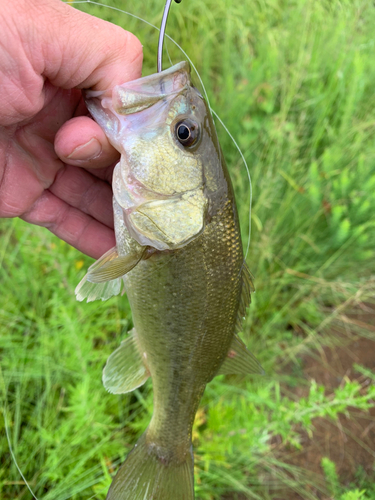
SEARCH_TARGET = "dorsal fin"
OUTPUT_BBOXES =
[236,263,255,331]
[217,334,264,376]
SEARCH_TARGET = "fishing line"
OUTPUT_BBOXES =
[75,0,254,422]
[211,110,253,260]
[70,1,212,106]
[67,0,253,258]
[3,404,40,500]
[5,2,253,494]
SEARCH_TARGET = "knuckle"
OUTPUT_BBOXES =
[81,177,102,213]
[0,199,21,218]
[112,27,143,66]
[124,31,143,61]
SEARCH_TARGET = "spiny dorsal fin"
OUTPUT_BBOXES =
[103,329,150,394]
[217,334,264,376]
[238,263,255,319]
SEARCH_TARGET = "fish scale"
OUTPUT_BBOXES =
[125,191,243,455]
[75,61,262,500]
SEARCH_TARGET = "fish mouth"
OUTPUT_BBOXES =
[124,189,207,251]
[84,62,191,144]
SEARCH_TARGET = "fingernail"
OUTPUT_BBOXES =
[67,138,102,161]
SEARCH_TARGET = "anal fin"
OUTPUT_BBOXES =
[103,329,150,394]
[217,334,264,376]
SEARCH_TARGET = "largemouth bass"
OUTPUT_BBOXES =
[76,61,262,500]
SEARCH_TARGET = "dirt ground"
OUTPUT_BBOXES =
[278,336,375,499]
[223,304,375,500]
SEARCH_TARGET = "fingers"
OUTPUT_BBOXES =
[22,190,115,259]
[49,164,114,229]
[54,116,120,169]
[0,0,140,258]
[33,0,143,91]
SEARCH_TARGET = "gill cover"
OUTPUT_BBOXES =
[85,62,213,251]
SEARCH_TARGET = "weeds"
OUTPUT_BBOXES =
[1,0,375,498]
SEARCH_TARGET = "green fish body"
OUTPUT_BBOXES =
[76,62,261,500]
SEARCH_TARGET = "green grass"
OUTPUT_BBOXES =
[1,0,375,498]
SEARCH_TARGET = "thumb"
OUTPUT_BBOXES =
[21,0,143,91]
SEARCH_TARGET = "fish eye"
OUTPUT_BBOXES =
[175,119,199,147]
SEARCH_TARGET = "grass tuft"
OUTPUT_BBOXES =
[1,0,375,498]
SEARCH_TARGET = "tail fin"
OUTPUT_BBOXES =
[106,433,194,500]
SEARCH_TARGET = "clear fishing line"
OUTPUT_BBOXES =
[211,109,253,261]
[67,2,254,406]
[3,404,40,500]
[5,2,253,495]
[68,0,253,258]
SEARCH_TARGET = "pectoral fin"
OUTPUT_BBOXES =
[103,329,150,394]
[75,278,123,303]
[86,246,146,283]
[217,334,264,376]
[75,245,145,302]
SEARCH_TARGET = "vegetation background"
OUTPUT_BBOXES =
[1,0,374,498]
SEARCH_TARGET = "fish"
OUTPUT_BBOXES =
[75,61,263,500]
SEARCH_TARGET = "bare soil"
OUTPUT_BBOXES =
[223,305,375,500]
[276,335,375,499]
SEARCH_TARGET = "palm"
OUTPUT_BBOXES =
[0,0,143,258]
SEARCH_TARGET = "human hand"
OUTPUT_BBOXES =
[0,0,142,258]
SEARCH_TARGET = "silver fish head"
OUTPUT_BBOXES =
[85,62,227,251]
